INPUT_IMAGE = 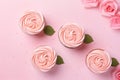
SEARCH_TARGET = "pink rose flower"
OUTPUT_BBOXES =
[58,23,85,48]
[99,0,118,17]
[112,65,120,80]
[86,49,112,73]
[83,0,100,8]
[110,12,120,29]
[32,46,57,72]
[20,11,45,35]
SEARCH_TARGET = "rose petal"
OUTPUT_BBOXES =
[112,65,120,80]
[110,15,120,29]
[99,0,118,17]
[83,0,100,8]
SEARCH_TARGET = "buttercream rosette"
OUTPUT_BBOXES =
[86,49,112,73]
[58,23,85,48]
[20,11,45,35]
[32,46,57,72]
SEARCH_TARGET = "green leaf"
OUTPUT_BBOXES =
[43,25,55,36]
[111,57,119,67]
[56,55,64,65]
[83,34,93,44]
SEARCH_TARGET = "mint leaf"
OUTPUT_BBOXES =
[43,25,55,36]
[83,34,93,44]
[56,55,64,65]
[111,58,119,67]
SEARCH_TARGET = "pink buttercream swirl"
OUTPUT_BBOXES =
[20,11,45,35]
[32,46,57,72]
[58,23,85,48]
[86,49,112,73]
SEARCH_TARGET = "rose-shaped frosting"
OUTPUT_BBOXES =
[20,11,45,35]
[99,0,118,17]
[112,65,120,80]
[83,0,100,8]
[58,23,85,48]
[86,49,112,73]
[110,12,120,29]
[32,46,57,72]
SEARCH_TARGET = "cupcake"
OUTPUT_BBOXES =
[32,46,57,72]
[58,23,85,48]
[20,11,45,35]
[86,49,112,73]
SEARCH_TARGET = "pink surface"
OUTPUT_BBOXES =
[0,0,120,80]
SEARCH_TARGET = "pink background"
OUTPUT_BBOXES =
[0,0,120,80]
